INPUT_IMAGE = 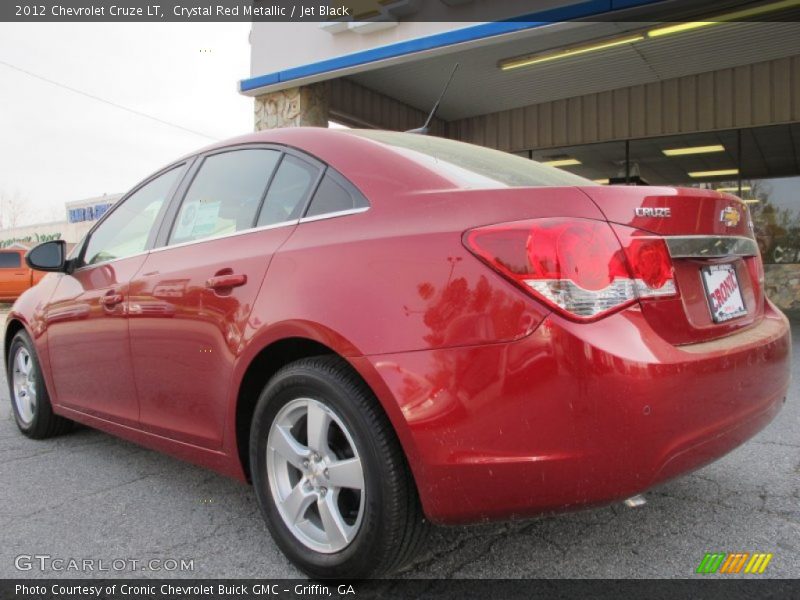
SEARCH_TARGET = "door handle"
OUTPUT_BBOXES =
[206,273,247,290]
[100,292,124,307]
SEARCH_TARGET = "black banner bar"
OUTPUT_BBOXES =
[2,579,800,600]
[2,0,800,23]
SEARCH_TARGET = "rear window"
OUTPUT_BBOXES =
[0,252,21,268]
[349,130,595,189]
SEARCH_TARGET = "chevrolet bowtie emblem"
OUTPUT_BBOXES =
[720,206,741,228]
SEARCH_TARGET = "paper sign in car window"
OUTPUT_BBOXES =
[192,199,221,238]
[174,201,199,240]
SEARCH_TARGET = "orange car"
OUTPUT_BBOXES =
[0,248,45,302]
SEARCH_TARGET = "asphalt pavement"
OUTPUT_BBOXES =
[0,305,797,579]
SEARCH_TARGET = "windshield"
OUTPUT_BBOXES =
[349,130,596,189]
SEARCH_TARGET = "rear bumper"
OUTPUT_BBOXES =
[358,301,791,524]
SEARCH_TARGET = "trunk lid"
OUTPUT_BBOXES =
[578,186,763,345]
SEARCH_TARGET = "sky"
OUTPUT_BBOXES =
[2,22,794,229]
[0,23,254,226]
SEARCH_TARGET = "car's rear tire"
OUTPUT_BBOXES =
[7,330,73,439]
[250,356,428,578]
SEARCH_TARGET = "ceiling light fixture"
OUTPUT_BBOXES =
[662,144,725,156]
[647,21,716,38]
[593,178,610,184]
[688,169,739,178]
[499,35,644,71]
[499,0,800,73]
[716,186,751,192]
[743,199,760,204]
[647,0,799,38]
[542,158,582,167]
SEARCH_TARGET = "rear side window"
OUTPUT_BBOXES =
[0,252,21,268]
[305,171,368,218]
[170,149,280,245]
[256,155,319,227]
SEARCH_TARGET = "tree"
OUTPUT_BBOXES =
[0,190,30,230]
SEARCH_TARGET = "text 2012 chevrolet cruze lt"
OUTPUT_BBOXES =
[5,128,790,578]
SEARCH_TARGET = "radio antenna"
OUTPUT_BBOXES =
[406,63,459,135]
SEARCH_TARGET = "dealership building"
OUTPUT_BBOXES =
[240,0,800,311]
[0,194,121,251]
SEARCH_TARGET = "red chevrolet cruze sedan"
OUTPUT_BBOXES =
[5,128,790,577]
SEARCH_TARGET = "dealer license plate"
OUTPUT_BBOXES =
[701,263,747,323]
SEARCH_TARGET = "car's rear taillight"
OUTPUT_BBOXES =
[464,218,677,321]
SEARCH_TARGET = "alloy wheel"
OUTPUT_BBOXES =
[266,397,365,553]
[12,347,37,425]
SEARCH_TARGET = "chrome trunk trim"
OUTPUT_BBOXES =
[665,236,758,259]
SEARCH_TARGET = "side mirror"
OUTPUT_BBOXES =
[25,240,67,272]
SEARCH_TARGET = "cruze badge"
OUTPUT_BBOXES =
[635,207,671,218]
[720,206,741,228]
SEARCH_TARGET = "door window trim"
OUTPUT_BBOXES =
[299,206,370,223]
[148,218,299,254]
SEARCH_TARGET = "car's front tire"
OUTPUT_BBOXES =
[7,330,72,439]
[250,356,427,578]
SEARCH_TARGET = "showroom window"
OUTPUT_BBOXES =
[744,176,800,264]
[524,123,800,264]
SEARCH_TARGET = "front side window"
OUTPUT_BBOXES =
[83,166,183,266]
[0,252,21,268]
[170,149,280,245]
